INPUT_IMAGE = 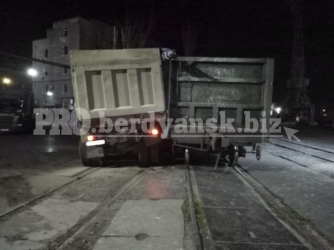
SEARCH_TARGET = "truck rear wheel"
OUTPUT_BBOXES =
[137,141,161,167]
[138,146,149,167]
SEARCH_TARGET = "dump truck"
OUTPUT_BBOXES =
[70,49,274,167]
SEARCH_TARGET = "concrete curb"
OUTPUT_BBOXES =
[188,165,216,250]
[185,166,202,250]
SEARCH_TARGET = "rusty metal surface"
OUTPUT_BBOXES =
[169,57,274,143]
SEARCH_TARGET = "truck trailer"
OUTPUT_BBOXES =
[70,49,274,167]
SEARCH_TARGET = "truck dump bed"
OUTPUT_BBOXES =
[168,57,274,144]
[70,49,165,120]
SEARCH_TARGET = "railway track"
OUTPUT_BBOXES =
[0,167,149,250]
[49,167,149,250]
[0,167,100,218]
[270,138,334,163]
[233,164,334,250]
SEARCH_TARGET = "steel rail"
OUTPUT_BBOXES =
[233,164,333,250]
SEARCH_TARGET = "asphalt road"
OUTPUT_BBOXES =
[0,134,79,170]
[0,126,333,249]
[0,134,83,215]
[282,123,334,149]
[0,134,190,250]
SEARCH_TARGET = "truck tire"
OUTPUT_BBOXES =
[228,145,239,167]
[79,141,91,166]
[138,146,149,167]
[229,151,238,167]
[91,157,103,167]
[79,141,103,167]
[149,146,159,164]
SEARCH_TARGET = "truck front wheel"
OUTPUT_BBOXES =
[79,141,103,167]
[79,141,90,166]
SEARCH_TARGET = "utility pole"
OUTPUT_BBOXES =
[282,0,314,122]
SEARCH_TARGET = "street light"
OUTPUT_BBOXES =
[275,107,282,114]
[2,77,12,89]
[27,68,38,77]
[47,91,53,96]
[2,77,11,84]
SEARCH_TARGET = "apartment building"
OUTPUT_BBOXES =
[32,17,114,109]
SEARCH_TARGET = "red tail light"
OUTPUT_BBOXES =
[149,128,159,135]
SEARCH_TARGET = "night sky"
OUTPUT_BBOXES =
[0,0,333,105]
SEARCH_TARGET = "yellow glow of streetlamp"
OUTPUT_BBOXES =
[2,78,11,84]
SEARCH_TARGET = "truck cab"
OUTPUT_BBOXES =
[0,89,34,133]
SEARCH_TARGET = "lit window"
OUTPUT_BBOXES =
[43,49,48,58]
[62,84,68,94]
[43,67,48,76]
[61,67,68,74]
[63,27,68,37]
[61,46,68,55]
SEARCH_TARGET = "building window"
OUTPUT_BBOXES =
[61,46,68,55]
[61,67,68,74]
[62,84,68,94]
[43,67,48,76]
[62,27,68,37]
[43,49,48,58]
[42,85,47,94]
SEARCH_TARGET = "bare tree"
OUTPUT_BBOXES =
[112,25,119,49]
[120,9,155,49]
[182,18,197,56]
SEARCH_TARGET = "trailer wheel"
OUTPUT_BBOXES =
[229,150,238,167]
[256,145,261,160]
[79,141,91,166]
